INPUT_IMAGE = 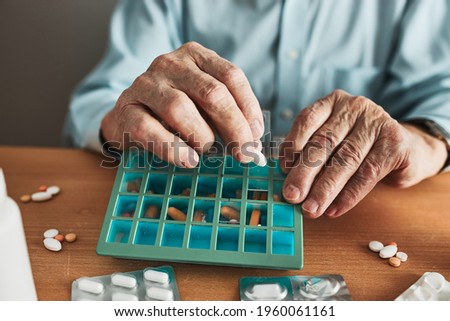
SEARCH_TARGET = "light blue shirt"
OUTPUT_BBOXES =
[65,0,450,151]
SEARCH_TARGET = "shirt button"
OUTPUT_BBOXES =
[287,50,299,60]
[281,109,294,120]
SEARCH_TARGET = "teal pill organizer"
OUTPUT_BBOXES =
[96,151,303,270]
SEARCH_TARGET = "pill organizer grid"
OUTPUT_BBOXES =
[97,151,303,269]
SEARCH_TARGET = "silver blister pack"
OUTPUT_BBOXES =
[240,274,351,301]
[71,265,180,301]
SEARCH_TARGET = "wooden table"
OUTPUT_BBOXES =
[1,146,449,301]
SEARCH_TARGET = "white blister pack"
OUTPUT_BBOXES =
[71,266,180,301]
[395,272,450,301]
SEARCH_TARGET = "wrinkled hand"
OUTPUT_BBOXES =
[280,90,447,218]
[101,42,264,167]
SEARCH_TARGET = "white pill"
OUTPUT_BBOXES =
[31,191,52,202]
[251,148,267,167]
[46,185,60,196]
[144,269,169,284]
[111,273,137,289]
[146,287,174,301]
[43,238,62,252]
[112,292,138,301]
[245,283,288,301]
[78,278,104,294]
[379,245,398,258]
[422,272,446,292]
[43,228,59,238]
[396,251,408,262]
[368,240,384,252]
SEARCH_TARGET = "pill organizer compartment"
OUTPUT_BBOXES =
[97,150,303,270]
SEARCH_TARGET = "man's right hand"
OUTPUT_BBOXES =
[100,41,264,167]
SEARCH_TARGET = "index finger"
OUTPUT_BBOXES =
[185,42,264,140]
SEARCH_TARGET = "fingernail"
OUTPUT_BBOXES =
[283,184,300,201]
[302,199,319,214]
[250,119,264,139]
[236,150,253,164]
[324,207,337,217]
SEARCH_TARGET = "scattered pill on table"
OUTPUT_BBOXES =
[20,194,31,203]
[368,240,384,253]
[38,185,48,192]
[54,234,65,242]
[43,228,59,238]
[31,191,52,202]
[379,245,398,259]
[220,206,240,221]
[144,269,169,284]
[145,205,159,219]
[249,209,261,226]
[167,207,187,221]
[389,257,401,267]
[396,251,408,262]
[65,233,77,243]
[43,238,62,252]
[46,185,60,196]
[385,241,397,247]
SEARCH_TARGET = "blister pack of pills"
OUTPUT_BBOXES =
[395,272,450,301]
[240,274,351,301]
[71,266,180,301]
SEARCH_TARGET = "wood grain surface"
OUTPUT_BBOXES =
[1,146,449,301]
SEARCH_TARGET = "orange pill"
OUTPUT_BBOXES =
[386,241,397,247]
[235,190,242,198]
[167,207,187,221]
[38,185,48,192]
[249,209,261,226]
[252,191,261,200]
[20,195,31,203]
[259,192,268,201]
[220,206,240,221]
[65,233,77,243]
[273,194,280,202]
[54,234,65,242]
[180,188,191,196]
[193,210,205,222]
[389,257,401,268]
[127,181,139,193]
[145,205,159,219]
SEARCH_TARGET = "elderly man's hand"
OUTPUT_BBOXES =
[279,90,447,218]
[101,42,264,167]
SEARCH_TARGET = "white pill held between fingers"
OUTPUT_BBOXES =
[368,240,384,252]
[31,191,52,202]
[146,287,174,301]
[43,228,59,238]
[46,185,60,196]
[111,273,137,289]
[250,148,267,167]
[396,251,408,262]
[246,283,288,301]
[144,269,169,284]
[112,292,138,301]
[78,278,104,295]
[379,245,398,259]
[43,238,62,252]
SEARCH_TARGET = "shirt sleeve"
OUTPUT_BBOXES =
[378,0,450,137]
[63,0,181,151]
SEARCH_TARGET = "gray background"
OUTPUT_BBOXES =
[0,0,118,147]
